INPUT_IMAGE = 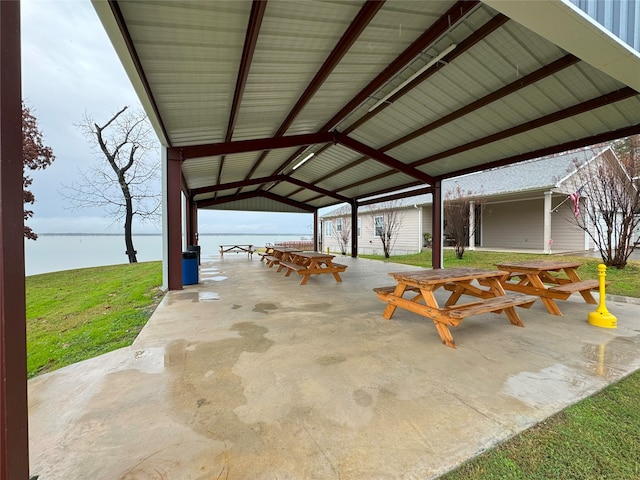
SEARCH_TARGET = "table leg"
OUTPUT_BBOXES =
[503,307,525,327]
[432,320,456,348]
[527,274,564,316]
[565,268,597,304]
[382,283,408,319]
[444,282,467,306]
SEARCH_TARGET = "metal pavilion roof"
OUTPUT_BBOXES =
[93,0,640,215]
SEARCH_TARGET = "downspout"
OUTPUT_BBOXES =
[468,200,475,251]
[544,191,552,254]
[414,204,422,253]
[432,179,443,269]
[313,209,319,251]
[351,200,358,257]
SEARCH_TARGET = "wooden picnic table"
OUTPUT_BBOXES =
[495,260,603,316]
[374,268,537,348]
[278,251,347,285]
[261,246,301,268]
[219,244,254,258]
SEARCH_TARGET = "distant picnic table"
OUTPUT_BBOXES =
[219,244,254,258]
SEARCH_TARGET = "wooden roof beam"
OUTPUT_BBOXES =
[216,0,268,191]
[170,131,334,160]
[197,190,314,212]
[336,133,434,184]
[242,0,385,182]
[191,175,282,196]
[413,87,638,167]
[270,0,479,179]
[343,13,509,135]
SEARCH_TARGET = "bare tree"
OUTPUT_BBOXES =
[614,135,640,183]
[444,186,480,260]
[333,216,351,255]
[371,201,404,258]
[64,106,160,263]
[23,102,55,240]
[567,143,640,269]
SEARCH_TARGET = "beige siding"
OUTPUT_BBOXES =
[322,192,593,255]
[323,207,422,256]
[482,199,544,249]
[550,197,587,251]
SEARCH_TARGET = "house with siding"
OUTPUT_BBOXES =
[321,145,623,256]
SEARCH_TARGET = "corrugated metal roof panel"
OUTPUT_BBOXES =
[96,0,640,215]
[289,2,454,134]
[232,1,364,139]
[119,1,251,146]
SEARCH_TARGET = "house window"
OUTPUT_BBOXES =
[336,218,342,232]
[374,216,383,237]
[357,218,361,237]
[326,221,333,237]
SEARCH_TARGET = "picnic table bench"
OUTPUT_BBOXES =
[495,260,609,316]
[375,268,537,348]
[278,251,347,285]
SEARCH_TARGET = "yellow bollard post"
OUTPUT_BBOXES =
[326,247,330,254]
[588,264,617,329]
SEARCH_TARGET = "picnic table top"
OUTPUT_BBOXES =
[388,268,506,285]
[495,260,582,271]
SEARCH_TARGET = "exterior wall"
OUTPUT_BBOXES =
[481,198,544,249]
[481,195,587,251]
[422,207,434,239]
[550,196,589,251]
[322,192,594,255]
[323,207,422,256]
[570,0,640,51]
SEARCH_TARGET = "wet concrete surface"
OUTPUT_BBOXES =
[28,254,640,479]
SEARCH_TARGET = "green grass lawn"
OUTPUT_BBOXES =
[26,261,162,378]
[362,249,640,479]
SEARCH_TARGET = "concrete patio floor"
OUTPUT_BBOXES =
[29,254,640,479]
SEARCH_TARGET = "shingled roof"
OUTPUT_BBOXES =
[322,144,610,216]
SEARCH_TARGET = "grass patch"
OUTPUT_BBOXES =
[442,370,640,479]
[361,249,640,479]
[27,261,163,378]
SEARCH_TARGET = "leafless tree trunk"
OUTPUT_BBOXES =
[334,216,351,255]
[567,143,640,269]
[64,107,160,263]
[444,186,480,260]
[371,201,404,258]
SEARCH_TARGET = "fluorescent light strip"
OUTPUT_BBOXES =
[292,152,315,170]
[368,43,457,112]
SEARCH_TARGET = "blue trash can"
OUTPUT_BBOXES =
[182,251,199,285]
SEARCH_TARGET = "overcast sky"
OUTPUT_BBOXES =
[22,0,314,235]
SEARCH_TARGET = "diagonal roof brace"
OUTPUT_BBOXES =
[172,131,335,161]
[284,175,351,204]
[197,190,314,213]
[335,133,434,184]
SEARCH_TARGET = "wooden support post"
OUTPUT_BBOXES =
[0,2,30,478]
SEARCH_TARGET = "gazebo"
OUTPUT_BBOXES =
[1,1,640,477]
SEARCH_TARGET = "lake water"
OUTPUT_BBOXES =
[24,233,307,276]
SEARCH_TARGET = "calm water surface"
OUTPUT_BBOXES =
[24,234,306,276]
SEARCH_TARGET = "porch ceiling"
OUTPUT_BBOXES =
[93,0,640,214]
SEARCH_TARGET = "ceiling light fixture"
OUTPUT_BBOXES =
[292,152,315,170]
[368,43,457,112]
